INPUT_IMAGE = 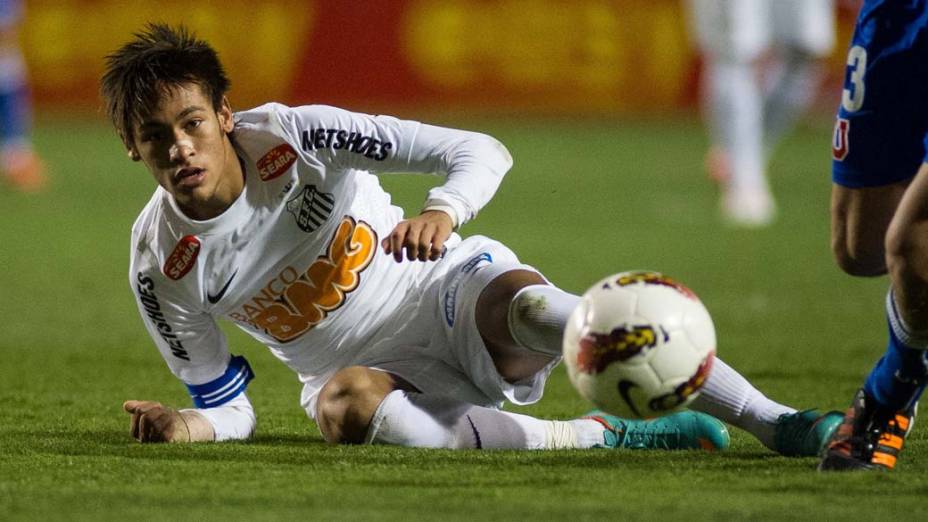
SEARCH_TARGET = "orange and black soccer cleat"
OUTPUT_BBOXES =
[819,388,916,471]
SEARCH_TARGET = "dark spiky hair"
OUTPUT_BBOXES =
[101,23,230,147]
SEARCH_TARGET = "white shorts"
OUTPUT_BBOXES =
[687,0,835,62]
[301,235,559,418]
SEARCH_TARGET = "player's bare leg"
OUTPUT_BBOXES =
[822,165,928,471]
[315,367,417,444]
[474,270,563,381]
[830,180,908,277]
[885,163,928,330]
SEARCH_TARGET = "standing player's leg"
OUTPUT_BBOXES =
[0,3,44,192]
[830,182,908,276]
[762,0,834,155]
[687,0,775,226]
[819,0,928,471]
[821,164,928,471]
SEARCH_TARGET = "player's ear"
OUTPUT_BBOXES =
[218,96,234,134]
[120,132,142,161]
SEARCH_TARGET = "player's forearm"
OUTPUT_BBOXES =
[188,392,256,441]
[413,124,513,227]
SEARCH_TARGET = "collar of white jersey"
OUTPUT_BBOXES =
[162,169,251,236]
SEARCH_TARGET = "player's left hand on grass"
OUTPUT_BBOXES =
[382,210,453,262]
[123,400,215,443]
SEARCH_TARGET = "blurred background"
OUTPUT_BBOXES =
[22,0,857,118]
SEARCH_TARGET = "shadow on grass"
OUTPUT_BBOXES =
[11,425,826,474]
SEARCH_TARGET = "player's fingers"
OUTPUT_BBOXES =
[429,231,447,261]
[124,400,161,414]
[402,226,422,261]
[146,409,171,443]
[417,224,435,261]
[130,412,142,441]
[137,412,151,442]
[138,407,168,443]
[386,223,409,261]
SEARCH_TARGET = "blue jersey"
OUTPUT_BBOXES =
[832,0,928,188]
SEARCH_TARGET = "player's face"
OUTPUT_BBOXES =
[129,83,241,220]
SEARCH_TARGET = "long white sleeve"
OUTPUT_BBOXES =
[183,392,256,441]
[412,122,514,227]
[269,103,514,228]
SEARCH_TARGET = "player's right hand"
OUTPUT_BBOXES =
[382,209,453,262]
[123,400,191,443]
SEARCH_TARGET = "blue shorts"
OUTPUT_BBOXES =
[832,0,928,188]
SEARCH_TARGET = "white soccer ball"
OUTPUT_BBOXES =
[562,271,715,419]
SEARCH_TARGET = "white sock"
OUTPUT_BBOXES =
[689,357,793,451]
[705,60,767,193]
[366,390,604,449]
[508,285,580,357]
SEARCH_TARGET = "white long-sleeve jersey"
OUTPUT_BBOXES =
[129,103,513,439]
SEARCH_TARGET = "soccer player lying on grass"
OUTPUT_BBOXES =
[821,0,928,471]
[104,24,838,453]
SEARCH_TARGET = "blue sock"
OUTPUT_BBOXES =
[0,49,31,147]
[0,84,30,146]
[863,292,928,411]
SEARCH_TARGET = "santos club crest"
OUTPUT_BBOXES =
[286,185,335,233]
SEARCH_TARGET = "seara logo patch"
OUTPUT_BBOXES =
[257,143,298,181]
[163,235,200,280]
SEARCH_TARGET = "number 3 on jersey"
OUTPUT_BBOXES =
[842,45,867,113]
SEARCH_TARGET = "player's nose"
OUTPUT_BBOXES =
[169,141,194,163]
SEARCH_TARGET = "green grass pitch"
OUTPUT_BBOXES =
[2,114,926,520]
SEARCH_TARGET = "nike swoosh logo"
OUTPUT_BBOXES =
[617,379,643,418]
[207,270,238,304]
[465,414,483,449]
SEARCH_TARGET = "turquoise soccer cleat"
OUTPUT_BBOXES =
[585,410,730,450]
[773,409,844,457]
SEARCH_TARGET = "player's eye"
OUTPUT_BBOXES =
[185,119,203,131]
[140,131,162,143]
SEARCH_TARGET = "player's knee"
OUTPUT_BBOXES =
[476,270,546,337]
[884,221,925,282]
[831,234,886,277]
[476,270,553,382]
[315,366,391,445]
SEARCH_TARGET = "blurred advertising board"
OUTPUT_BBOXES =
[22,0,854,116]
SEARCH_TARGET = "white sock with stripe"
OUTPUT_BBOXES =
[689,357,793,450]
[365,390,604,449]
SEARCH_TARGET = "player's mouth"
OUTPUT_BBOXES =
[174,167,206,188]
